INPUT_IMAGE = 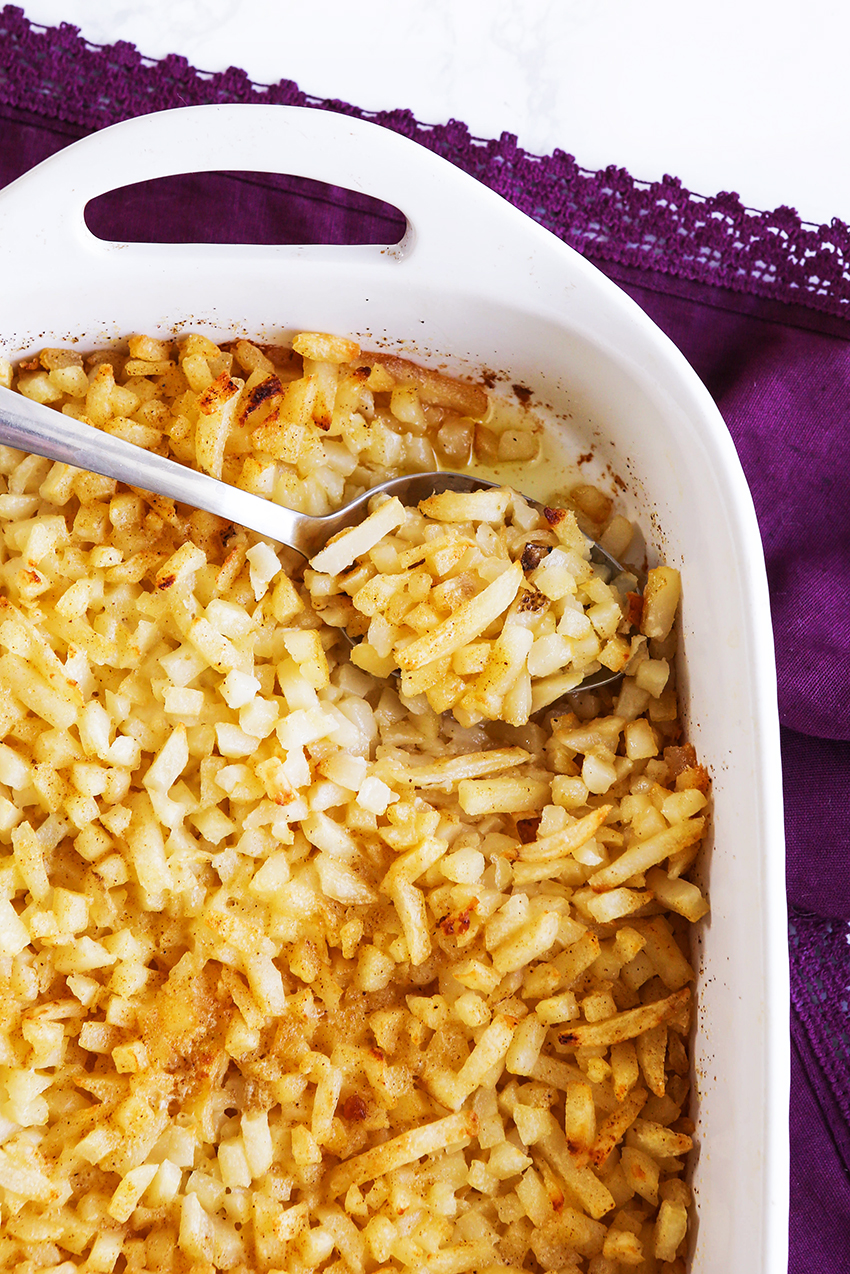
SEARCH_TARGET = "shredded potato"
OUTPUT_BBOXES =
[0,332,707,1273]
[305,487,650,725]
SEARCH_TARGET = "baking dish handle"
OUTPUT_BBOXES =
[0,104,517,271]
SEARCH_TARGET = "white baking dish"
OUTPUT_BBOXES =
[0,104,788,1271]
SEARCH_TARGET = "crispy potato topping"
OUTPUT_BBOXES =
[0,333,706,1273]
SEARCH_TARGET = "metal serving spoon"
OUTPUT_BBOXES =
[0,386,634,690]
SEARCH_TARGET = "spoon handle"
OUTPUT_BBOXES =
[0,385,318,555]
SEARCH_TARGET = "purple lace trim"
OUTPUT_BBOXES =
[2,4,850,320]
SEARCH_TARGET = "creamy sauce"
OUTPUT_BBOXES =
[461,392,601,506]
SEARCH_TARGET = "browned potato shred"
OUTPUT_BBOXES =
[0,331,707,1272]
[365,352,489,419]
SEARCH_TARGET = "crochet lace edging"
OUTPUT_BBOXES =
[2,5,850,318]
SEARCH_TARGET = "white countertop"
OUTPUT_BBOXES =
[15,0,850,228]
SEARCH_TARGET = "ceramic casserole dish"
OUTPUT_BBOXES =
[0,104,788,1272]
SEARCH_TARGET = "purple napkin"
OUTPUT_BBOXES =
[3,7,850,1270]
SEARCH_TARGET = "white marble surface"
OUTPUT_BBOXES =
[16,0,850,226]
